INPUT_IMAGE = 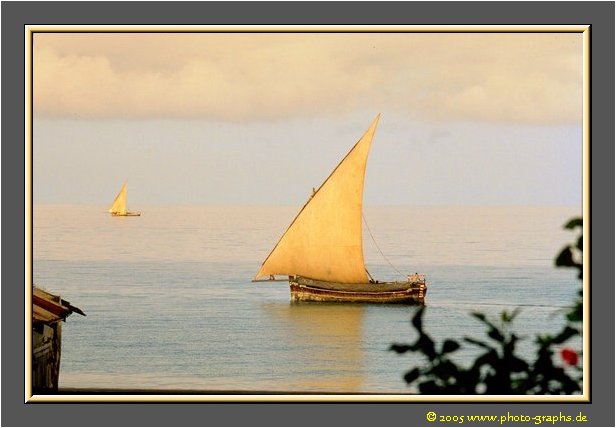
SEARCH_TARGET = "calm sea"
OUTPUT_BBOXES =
[33,205,581,393]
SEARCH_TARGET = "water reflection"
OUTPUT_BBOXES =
[262,302,365,393]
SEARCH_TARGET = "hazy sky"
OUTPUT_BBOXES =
[33,31,583,206]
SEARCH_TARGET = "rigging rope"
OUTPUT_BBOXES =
[362,214,405,278]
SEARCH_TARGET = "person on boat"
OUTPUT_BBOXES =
[366,270,378,284]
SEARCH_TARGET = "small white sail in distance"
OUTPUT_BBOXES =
[254,114,380,284]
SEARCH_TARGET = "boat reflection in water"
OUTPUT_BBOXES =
[262,302,365,393]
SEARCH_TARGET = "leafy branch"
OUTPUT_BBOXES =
[391,217,583,394]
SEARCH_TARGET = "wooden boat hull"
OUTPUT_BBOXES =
[290,277,426,304]
[111,212,141,217]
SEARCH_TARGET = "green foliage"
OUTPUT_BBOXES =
[391,217,583,394]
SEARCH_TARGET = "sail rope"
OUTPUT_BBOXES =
[362,214,405,278]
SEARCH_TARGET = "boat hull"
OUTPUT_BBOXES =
[290,277,426,304]
[111,212,141,217]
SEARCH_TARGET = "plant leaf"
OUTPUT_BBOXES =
[555,247,574,267]
[552,326,579,344]
[577,236,582,251]
[442,340,460,354]
[404,368,420,384]
[487,328,504,342]
[564,218,582,229]
[390,344,413,354]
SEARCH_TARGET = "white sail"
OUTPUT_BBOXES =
[254,115,380,284]
[109,182,128,215]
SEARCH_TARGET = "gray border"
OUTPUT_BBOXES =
[3,1,614,426]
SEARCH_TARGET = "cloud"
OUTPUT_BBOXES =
[33,32,582,124]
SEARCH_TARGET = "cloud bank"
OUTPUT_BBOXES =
[34,32,582,124]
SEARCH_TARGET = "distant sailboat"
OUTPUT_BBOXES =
[253,115,426,304]
[109,181,141,217]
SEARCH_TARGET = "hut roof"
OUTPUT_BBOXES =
[33,285,85,325]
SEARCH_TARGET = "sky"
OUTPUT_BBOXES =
[32,32,583,206]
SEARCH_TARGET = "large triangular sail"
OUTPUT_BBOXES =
[109,182,128,215]
[254,115,380,284]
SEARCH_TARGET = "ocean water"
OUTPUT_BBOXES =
[32,205,581,393]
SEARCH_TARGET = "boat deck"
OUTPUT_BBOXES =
[291,276,427,304]
[296,276,422,293]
